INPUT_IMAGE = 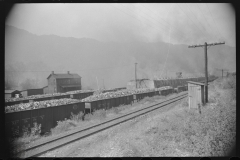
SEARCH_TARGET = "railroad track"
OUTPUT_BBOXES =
[17,92,188,158]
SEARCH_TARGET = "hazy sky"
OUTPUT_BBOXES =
[6,3,235,47]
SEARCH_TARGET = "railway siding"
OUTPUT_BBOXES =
[17,92,187,158]
[5,77,216,139]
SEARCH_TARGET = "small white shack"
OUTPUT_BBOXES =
[187,81,205,109]
[5,90,21,99]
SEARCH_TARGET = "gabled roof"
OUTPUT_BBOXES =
[61,85,82,88]
[187,81,209,86]
[47,73,81,79]
[21,88,43,92]
[130,79,149,82]
[5,90,20,94]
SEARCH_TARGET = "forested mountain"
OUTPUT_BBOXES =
[5,25,236,90]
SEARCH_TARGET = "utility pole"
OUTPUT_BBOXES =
[96,77,99,90]
[188,42,225,104]
[102,79,105,89]
[215,68,228,78]
[135,63,137,89]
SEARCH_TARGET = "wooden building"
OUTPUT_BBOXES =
[187,81,205,109]
[127,79,154,90]
[47,71,81,93]
[42,86,48,94]
[21,88,44,97]
[5,90,21,99]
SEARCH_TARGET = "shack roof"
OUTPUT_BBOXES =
[21,88,43,92]
[47,73,81,79]
[5,90,20,94]
[187,81,209,86]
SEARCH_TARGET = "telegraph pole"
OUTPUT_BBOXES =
[215,68,228,78]
[96,77,99,90]
[188,42,225,104]
[221,69,228,78]
[135,63,137,89]
[102,79,105,89]
[204,42,208,104]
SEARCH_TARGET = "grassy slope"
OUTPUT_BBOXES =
[149,76,236,156]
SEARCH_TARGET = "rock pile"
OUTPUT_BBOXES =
[5,98,81,113]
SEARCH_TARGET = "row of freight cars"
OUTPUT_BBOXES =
[5,91,94,106]
[5,88,127,106]
[5,86,186,137]
[153,77,203,88]
[127,76,216,89]
[5,77,217,137]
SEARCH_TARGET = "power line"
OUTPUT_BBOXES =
[118,3,173,36]
[111,4,187,41]
[111,4,210,46]
[139,4,170,25]
[108,4,143,30]
[125,4,169,28]
[161,15,172,77]
[177,4,209,41]
[128,3,189,42]
[130,4,171,32]
[205,4,225,40]
[160,4,175,78]
[138,4,188,40]
[195,4,219,41]
[109,4,159,32]
[5,64,133,72]
[119,3,185,76]
[184,4,215,41]
[185,4,208,33]
[135,63,137,88]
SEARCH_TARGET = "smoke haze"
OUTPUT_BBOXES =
[5,3,236,90]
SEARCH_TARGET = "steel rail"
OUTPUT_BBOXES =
[17,92,188,158]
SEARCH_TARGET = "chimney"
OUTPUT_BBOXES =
[52,71,54,75]
[67,71,70,74]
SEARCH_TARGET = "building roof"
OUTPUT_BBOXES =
[5,90,20,94]
[61,85,82,88]
[130,79,149,82]
[47,73,81,79]
[21,88,43,92]
[187,81,209,86]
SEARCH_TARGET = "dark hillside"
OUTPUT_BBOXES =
[5,25,236,89]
